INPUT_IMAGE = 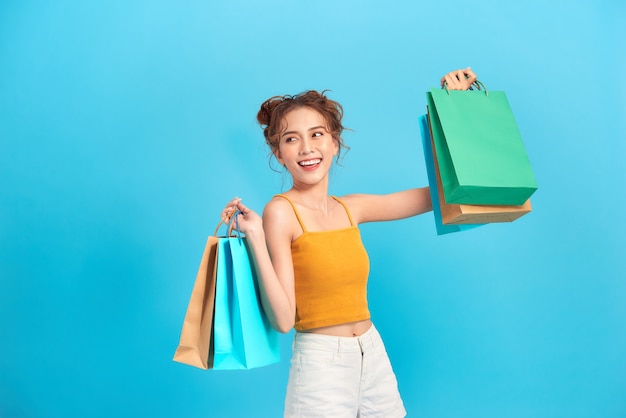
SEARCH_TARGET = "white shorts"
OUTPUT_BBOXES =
[284,324,406,418]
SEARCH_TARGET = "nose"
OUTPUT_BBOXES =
[299,138,312,154]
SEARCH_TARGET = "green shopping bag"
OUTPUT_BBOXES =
[427,85,538,205]
[213,214,280,370]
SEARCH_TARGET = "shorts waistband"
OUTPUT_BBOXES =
[294,324,382,354]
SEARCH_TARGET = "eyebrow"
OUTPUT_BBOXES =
[281,126,327,138]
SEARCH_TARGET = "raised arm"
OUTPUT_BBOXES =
[340,68,477,224]
[222,198,296,333]
[341,187,432,224]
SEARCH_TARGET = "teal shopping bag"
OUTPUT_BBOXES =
[419,114,483,235]
[213,237,240,369]
[228,237,280,368]
[213,217,280,370]
[427,86,538,205]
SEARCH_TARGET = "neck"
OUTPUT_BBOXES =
[288,180,331,211]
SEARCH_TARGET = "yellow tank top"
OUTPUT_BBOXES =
[275,194,371,331]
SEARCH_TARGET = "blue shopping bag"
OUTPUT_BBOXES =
[419,114,483,235]
[213,215,280,370]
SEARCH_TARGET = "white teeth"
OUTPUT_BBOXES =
[299,159,321,166]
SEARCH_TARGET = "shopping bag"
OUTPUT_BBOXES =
[419,114,483,235]
[172,235,219,369]
[427,84,538,205]
[425,109,533,224]
[173,214,279,370]
[213,216,280,370]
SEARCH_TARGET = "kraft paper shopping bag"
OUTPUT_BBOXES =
[173,236,218,369]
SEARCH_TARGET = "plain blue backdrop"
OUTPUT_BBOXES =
[1,1,624,417]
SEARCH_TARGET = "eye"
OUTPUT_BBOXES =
[312,132,323,138]
[284,136,297,143]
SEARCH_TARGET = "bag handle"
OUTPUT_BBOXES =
[442,79,489,96]
[213,209,244,239]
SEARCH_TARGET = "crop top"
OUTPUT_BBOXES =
[274,194,371,331]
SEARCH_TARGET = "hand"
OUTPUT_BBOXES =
[440,67,477,90]
[221,197,243,224]
[221,197,263,237]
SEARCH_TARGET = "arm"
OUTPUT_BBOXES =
[222,198,296,333]
[341,68,477,224]
[341,187,432,224]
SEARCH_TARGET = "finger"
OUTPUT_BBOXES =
[222,207,235,223]
[222,198,242,221]
[455,70,470,90]
[454,69,466,82]
[236,201,251,216]
[447,69,474,90]
[444,74,461,89]
[442,72,458,88]
[238,203,257,220]
[455,69,470,89]
[463,67,477,83]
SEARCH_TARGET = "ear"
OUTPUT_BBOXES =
[332,138,339,156]
[274,149,284,165]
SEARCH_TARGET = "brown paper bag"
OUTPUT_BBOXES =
[173,236,219,369]
[427,107,532,224]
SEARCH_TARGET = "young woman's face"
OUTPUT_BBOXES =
[275,107,338,187]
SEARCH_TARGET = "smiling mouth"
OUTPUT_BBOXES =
[298,158,321,167]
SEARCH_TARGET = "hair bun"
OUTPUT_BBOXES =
[257,96,285,127]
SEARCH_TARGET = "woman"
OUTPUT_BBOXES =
[222,68,477,417]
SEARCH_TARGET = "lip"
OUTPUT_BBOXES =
[298,158,322,171]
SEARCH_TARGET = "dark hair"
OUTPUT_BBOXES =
[257,90,349,160]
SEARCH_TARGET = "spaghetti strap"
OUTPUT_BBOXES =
[274,194,308,233]
[331,196,356,227]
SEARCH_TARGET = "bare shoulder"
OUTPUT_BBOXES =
[264,196,293,221]
[263,196,299,240]
[336,193,378,224]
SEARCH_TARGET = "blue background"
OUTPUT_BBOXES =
[1,1,625,417]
